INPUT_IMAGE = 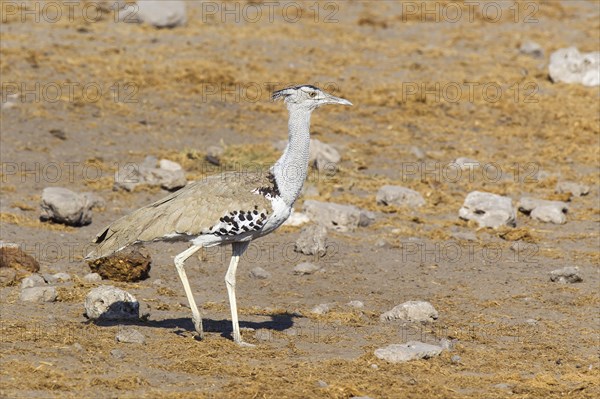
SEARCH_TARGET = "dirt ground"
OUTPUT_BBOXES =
[1,1,599,398]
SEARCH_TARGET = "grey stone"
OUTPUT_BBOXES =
[519,197,568,224]
[317,380,328,388]
[206,145,224,158]
[309,139,341,170]
[81,192,105,209]
[84,285,139,320]
[451,355,461,364]
[249,267,271,280]
[493,383,513,390]
[555,181,590,197]
[380,301,438,323]
[303,200,373,232]
[519,41,544,58]
[21,274,47,289]
[311,303,331,315]
[549,266,582,284]
[459,191,516,228]
[549,47,600,87]
[293,262,321,275]
[152,279,163,286]
[114,156,186,192]
[283,211,310,227]
[20,286,57,303]
[158,159,182,171]
[376,185,425,208]
[44,272,71,284]
[83,273,102,283]
[440,339,455,351]
[295,225,328,257]
[450,231,477,242]
[120,0,187,28]
[40,187,93,226]
[110,349,126,359]
[254,329,272,341]
[374,341,444,363]
[347,300,364,309]
[451,157,480,171]
[116,328,146,344]
[410,146,426,160]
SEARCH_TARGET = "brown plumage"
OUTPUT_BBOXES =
[86,172,274,260]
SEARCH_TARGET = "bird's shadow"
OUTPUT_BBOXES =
[88,304,297,341]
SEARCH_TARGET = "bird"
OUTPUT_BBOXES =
[85,84,352,346]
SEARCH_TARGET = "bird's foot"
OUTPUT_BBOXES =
[192,316,204,340]
[235,340,256,348]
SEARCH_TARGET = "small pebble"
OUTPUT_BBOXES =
[249,267,271,279]
[116,328,146,344]
[316,380,328,388]
[110,349,126,359]
[370,364,378,369]
[293,262,321,275]
[549,266,583,284]
[152,279,163,286]
[20,286,57,303]
[347,300,364,309]
[21,274,47,289]
[451,355,461,364]
[311,303,331,315]
[83,273,102,283]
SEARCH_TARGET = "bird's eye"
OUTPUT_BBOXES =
[309,92,317,98]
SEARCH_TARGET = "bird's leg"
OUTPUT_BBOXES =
[174,245,204,338]
[225,241,252,347]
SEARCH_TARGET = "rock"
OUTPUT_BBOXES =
[380,301,438,323]
[458,191,516,228]
[95,0,126,11]
[376,185,425,208]
[283,211,310,227]
[494,383,513,390]
[451,355,461,364]
[316,380,328,388]
[158,159,182,171]
[309,139,341,170]
[311,303,331,315]
[254,329,272,341]
[549,266,582,284]
[81,192,105,209]
[83,272,103,283]
[116,328,146,344]
[519,197,568,224]
[249,267,271,279]
[21,274,46,289]
[40,187,93,226]
[20,286,57,303]
[555,181,590,197]
[303,200,374,232]
[440,338,455,351]
[110,349,126,359]
[450,231,477,242]
[295,225,328,257]
[43,272,71,284]
[452,157,480,170]
[519,41,544,58]
[114,156,186,192]
[347,300,364,309]
[374,341,444,363]
[84,285,139,320]
[410,146,426,160]
[293,262,321,275]
[87,246,151,282]
[549,47,600,86]
[206,145,224,158]
[120,0,187,28]
[302,184,320,197]
[0,243,40,281]
[152,278,163,286]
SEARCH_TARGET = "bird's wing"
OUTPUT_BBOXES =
[86,172,275,259]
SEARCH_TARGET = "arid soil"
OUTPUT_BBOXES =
[1,1,599,398]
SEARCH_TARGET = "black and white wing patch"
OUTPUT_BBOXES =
[206,207,269,237]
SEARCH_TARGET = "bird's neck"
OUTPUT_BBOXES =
[272,108,312,207]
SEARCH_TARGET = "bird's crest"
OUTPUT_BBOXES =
[271,84,320,101]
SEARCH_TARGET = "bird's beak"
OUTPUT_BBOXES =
[322,93,353,106]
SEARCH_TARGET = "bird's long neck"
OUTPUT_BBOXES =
[272,108,312,207]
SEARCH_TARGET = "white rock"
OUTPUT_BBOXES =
[159,159,182,171]
[374,341,444,363]
[293,262,321,275]
[116,328,146,344]
[311,303,331,315]
[295,225,328,256]
[549,47,600,87]
[249,267,271,280]
[519,197,568,224]
[21,274,46,289]
[303,200,374,232]
[83,273,102,283]
[410,146,426,160]
[555,181,590,197]
[121,0,187,28]
[114,157,186,192]
[519,41,544,58]
[549,266,582,284]
[380,301,438,323]
[20,286,57,303]
[452,157,480,171]
[81,192,105,209]
[309,139,341,170]
[283,211,310,227]
[459,191,516,228]
[40,187,93,226]
[347,300,364,309]
[376,185,425,208]
[84,285,139,320]
[43,272,71,284]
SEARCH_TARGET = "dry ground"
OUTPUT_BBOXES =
[1,1,599,398]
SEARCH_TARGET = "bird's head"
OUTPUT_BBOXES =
[272,85,352,112]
